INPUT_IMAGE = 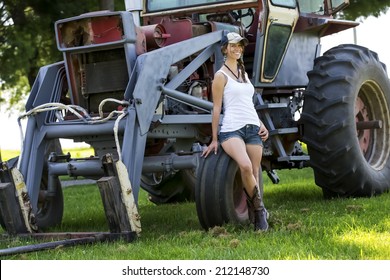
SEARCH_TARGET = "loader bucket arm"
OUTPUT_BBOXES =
[127,30,223,135]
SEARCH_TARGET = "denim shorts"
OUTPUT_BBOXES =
[218,124,263,146]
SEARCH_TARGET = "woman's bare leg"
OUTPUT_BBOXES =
[221,137,257,194]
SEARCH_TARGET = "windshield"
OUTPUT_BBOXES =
[297,0,325,14]
[271,0,296,8]
[147,0,242,13]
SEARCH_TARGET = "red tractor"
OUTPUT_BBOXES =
[1,0,389,234]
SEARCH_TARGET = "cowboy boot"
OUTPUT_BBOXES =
[245,185,269,231]
[244,188,255,224]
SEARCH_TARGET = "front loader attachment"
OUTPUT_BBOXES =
[0,153,140,256]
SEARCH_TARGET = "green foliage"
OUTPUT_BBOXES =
[343,0,390,20]
[0,168,389,260]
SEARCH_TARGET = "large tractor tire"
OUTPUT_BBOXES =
[35,139,64,229]
[141,169,195,204]
[141,142,197,204]
[195,150,249,230]
[141,160,197,206]
[0,140,64,231]
[301,44,390,197]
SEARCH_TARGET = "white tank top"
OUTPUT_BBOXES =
[217,69,260,132]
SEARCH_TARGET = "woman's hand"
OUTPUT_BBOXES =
[259,123,269,141]
[201,140,219,158]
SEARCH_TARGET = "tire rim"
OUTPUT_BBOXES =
[356,80,390,170]
[141,173,163,185]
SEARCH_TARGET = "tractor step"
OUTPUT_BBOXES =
[269,127,298,136]
[255,103,288,110]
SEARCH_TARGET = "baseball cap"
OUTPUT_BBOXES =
[221,32,249,46]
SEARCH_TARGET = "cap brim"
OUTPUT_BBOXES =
[229,38,249,46]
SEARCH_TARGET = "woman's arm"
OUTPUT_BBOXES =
[201,71,225,157]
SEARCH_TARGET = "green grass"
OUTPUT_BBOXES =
[1,167,389,260]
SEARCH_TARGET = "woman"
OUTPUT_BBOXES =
[201,32,269,231]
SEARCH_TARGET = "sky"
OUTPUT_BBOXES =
[1,10,390,150]
[321,10,390,68]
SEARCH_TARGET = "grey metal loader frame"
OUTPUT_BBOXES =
[21,12,222,214]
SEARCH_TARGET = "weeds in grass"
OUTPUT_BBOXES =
[0,165,389,260]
